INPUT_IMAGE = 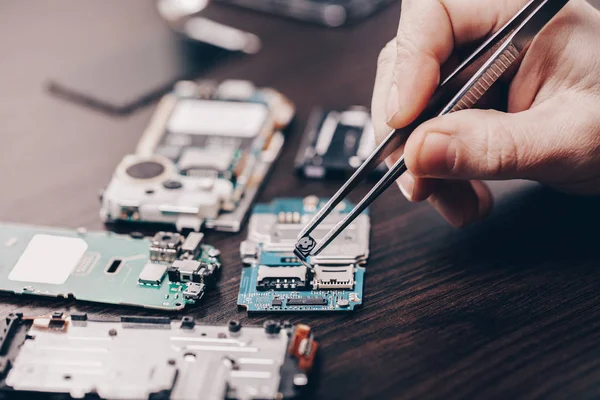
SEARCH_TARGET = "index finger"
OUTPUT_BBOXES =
[386,0,528,127]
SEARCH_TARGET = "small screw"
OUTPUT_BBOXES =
[228,320,242,333]
[264,320,281,335]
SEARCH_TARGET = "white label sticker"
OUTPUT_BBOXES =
[167,99,268,138]
[9,234,88,285]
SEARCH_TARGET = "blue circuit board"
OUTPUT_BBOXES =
[238,197,369,312]
[238,265,365,312]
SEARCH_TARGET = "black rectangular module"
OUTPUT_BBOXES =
[120,316,171,325]
[295,107,386,180]
[294,235,316,261]
[272,298,283,307]
[286,298,328,306]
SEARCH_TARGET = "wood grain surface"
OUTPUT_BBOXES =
[0,1,599,399]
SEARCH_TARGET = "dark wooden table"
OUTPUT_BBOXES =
[1,1,600,399]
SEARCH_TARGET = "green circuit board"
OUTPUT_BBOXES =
[238,197,370,312]
[0,224,220,311]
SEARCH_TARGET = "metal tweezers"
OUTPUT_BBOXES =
[295,0,570,261]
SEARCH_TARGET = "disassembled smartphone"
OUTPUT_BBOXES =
[0,312,318,399]
[238,196,370,312]
[215,0,397,27]
[100,80,295,232]
[0,224,221,311]
[295,106,386,180]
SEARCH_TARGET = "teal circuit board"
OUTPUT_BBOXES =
[238,196,370,312]
[0,224,220,311]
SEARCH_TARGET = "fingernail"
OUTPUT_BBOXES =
[397,173,414,201]
[386,82,400,125]
[429,194,464,228]
[471,181,494,219]
[419,133,457,175]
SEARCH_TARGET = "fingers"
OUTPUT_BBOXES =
[387,160,436,202]
[372,40,438,201]
[404,97,600,183]
[372,40,396,140]
[372,0,530,225]
[471,180,494,219]
[428,180,493,227]
[404,108,548,181]
[375,0,529,200]
[386,0,528,127]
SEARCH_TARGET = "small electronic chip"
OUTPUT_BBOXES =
[295,106,386,180]
[271,298,283,307]
[100,79,295,232]
[138,263,167,285]
[287,297,328,306]
[294,235,316,262]
[237,197,370,312]
[180,232,204,259]
[169,259,203,282]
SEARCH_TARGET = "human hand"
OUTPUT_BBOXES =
[372,0,600,227]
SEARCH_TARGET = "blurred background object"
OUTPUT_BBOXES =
[158,0,261,53]
[47,0,261,116]
[45,0,397,116]
[215,0,398,27]
[295,106,387,180]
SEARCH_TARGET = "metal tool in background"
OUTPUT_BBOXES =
[214,0,398,27]
[157,0,261,54]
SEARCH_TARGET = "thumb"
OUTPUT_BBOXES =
[404,107,559,181]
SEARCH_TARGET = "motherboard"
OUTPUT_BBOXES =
[238,196,370,312]
[100,80,295,232]
[0,224,220,311]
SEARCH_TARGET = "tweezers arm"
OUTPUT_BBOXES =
[297,11,511,241]
[449,43,520,113]
[299,0,571,254]
[309,42,521,255]
[310,159,406,256]
[297,125,408,239]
